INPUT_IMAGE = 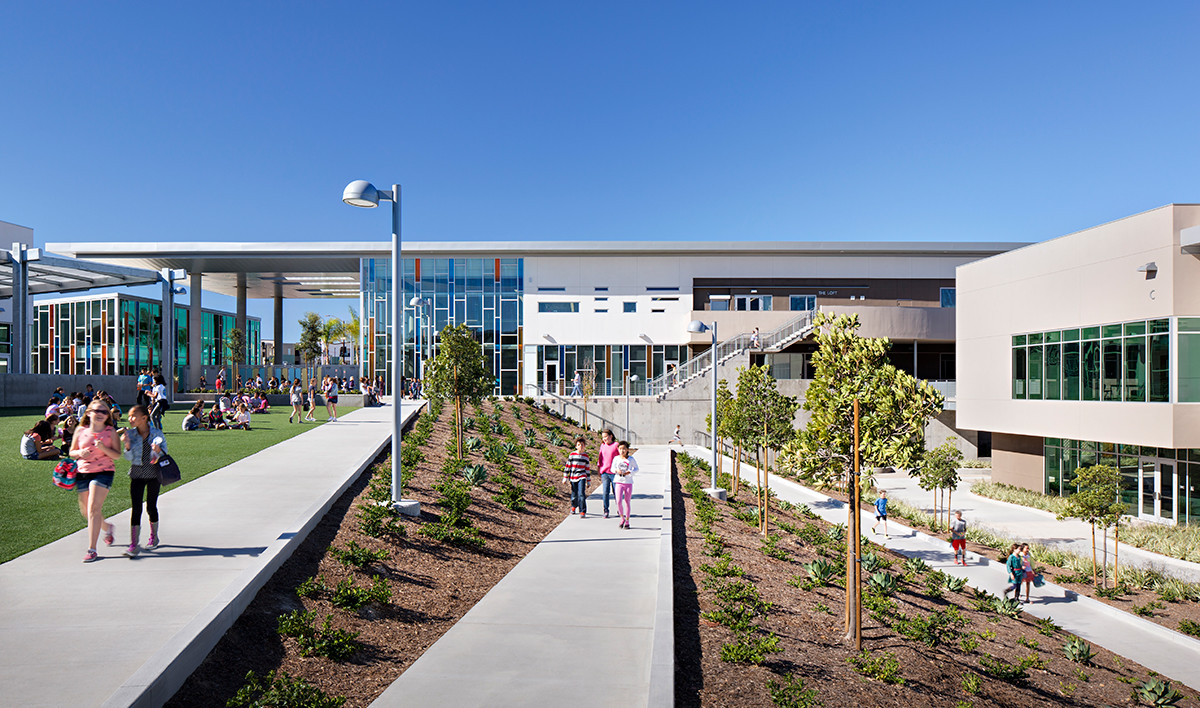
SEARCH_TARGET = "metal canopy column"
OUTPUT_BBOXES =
[7,244,37,374]
[273,281,284,365]
[189,272,203,390]
[160,268,185,402]
[235,272,247,367]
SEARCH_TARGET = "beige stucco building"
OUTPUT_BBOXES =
[956,204,1200,524]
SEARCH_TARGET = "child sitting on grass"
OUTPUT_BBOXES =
[205,403,228,430]
[228,402,252,430]
[22,419,62,460]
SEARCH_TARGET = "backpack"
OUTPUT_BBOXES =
[53,458,78,490]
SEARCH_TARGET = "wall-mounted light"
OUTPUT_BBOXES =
[638,333,652,343]
[1137,262,1158,280]
[543,334,556,343]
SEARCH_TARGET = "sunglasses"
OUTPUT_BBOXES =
[90,409,110,415]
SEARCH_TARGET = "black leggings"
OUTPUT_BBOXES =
[130,478,161,526]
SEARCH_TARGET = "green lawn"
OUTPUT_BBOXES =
[0,404,359,563]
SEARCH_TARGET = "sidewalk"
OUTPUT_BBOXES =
[0,401,423,708]
[879,468,1200,583]
[371,445,674,708]
[688,446,1200,692]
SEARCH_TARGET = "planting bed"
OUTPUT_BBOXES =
[673,453,1198,707]
[169,398,592,707]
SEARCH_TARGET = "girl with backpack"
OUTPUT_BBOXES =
[71,399,123,562]
[1003,542,1025,600]
[121,405,166,557]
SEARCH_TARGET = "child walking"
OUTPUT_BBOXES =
[70,399,123,562]
[871,490,890,538]
[949,510,968,564]
[1003,542,1025,600]
[613,441,638,529]
[562,436,592,518]
[122,405,166,557]
[289,380,303,423]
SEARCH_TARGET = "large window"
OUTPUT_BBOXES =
[1183,318,1200,402]
[940,288,956,308]
[538,302,579,313]
[1015,318,1174,403]
[790,295,815,311]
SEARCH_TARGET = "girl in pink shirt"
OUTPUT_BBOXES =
[70,400,124,562]
[597,429,620,519]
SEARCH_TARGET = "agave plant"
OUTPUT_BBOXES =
[464,436,483,452]
[484,446,506,463]
[902,557,930,575]
[861,551,886,574]
[462,463,488,487]
[1134,677,1184,706]
[868,572,900,596]
[945,575,968,592]
[463,417,476,431]
[826,524,846,543]
[803,559,838,587]
[1062,635,1096,665]
[501,441,519,456]
[993,597,1023,618]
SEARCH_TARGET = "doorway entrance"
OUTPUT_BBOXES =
[1140,459,1176,523]
[545,362,558,395]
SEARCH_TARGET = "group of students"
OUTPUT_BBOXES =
[562,429,639,528]
[25,388,122,461]
[69,399,169,562]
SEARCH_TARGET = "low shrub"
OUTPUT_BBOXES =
[228,670,346,708]
[766,673,820,707]
[848,650,904,685]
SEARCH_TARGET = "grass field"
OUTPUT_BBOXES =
[0,403,359,563]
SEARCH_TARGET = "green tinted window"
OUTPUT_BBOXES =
[1081,340,1101,401]
[1180,318,1200,333]
[1102,324,1123,338]
[1027,345,1043,399]
[1149,334,1170,402]
[1013,334,1027,346]
[1124,321,1146,337]
[1083,326,1100,340]
[1149,319,1169,334]
[1102,338,1122,401]
[1013,347,1027,399]
[1124,336,1147,401]
[1044,343,1061,400]
[1181,331,1200,402]
[1045,437,1062,447]
[1045,331,1061,343]
[1029,333,1043,345]
[1045,445,1061,496]
[1063,342,1081,400]
[1062,328,1080,341]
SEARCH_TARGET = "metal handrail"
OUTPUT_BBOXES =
[521,383,639,443]
[644,308,817,397]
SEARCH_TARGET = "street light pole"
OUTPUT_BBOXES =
[343,180,419,516]
[687,319,726,500]
[625,373,639,441]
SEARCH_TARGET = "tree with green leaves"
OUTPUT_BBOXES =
[226,328,246,391]
[298,312,323,368]
[917,440,963,530]
[734,364,798,535]
[782,311,944,491]
[344,306,361,366]
[424,324,494,458]
[321,317,345,365]
[1059,464,1123,588]
[705,379,736,486]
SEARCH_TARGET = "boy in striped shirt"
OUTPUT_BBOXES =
[563,436,593,518]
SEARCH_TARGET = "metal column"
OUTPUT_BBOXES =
[189,272,203,390]
[274,282,284,365]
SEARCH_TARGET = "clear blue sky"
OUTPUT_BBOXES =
[2,3,1198,337]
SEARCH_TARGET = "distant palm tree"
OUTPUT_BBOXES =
[321,317,345,365]
[344,307,361,365]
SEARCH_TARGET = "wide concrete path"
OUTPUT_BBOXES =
[372,446,674,708]
[0,401,423,708]
[880,467,1200,583]
[691,446,1200,691]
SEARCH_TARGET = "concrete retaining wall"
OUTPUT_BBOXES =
[0,374,139,408]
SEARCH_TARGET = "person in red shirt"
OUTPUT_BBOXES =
[562,437,593,518]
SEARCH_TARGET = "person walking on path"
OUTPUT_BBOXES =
[1019,543,1036,602]
[149,373,169,430]
[950,510,968,564]
[871,490,890,538]
[562,436,592,518]
[305,376,318,422]
[136,368,153,408]
[289,380,304,423]
[613,441,638,529]
[1003,542,1025,600]
[324,376,339,421]
[597,429,619,519]
[670,424,683,447]
[570,371,582,397]
[70,399,123,562]
[121,405,166,558]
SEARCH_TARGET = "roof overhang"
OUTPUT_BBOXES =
[1,250,161,298]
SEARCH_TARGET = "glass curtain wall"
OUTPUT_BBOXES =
[1014,318,1170,402]
[361,257,524,396]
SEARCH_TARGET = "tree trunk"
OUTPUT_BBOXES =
[1091,523,1098,588]
[762,448,770,536]
[1102,524,1109,588]
[1114,521,1120,589]
[734,446,741,496]
[947,487,953,529]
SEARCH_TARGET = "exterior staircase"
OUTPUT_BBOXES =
[647,308,817,400]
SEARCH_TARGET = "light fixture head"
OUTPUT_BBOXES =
[342,180,380,208]
[630,374,639,381]
[408,296,424,307]
[687,320,710,334]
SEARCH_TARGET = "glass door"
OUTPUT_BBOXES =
[1141,461,1156,518]
[1140,459,1177,523]
[1159,461,1175,522]
[544,362,558,395]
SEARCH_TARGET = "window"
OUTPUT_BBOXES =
[790,295,816,311]
[594,309,608,313]
[623,302,636,313]
[538,302,579,313]
[651,296,678,302]
[646,286,679,292]
[537,286,565,292]
[1012,346,1026,398]
[1182,318,1200,402]
[709,295,730,312]
[940,288,956,308]
[735,295,772,311]
[594,287,609,292]
[651,308,665,313]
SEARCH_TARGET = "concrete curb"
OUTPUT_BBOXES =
[647,450,675,708]
[101,403,421,708]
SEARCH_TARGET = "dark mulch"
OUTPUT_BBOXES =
[672,455,1198,707]
[169,399,591,707]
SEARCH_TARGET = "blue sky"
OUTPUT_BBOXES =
[2,3,1198,337]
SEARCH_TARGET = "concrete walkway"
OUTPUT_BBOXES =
[879,468,1200,583]
[372,446,674,708]
[0,401,423,708]
[689,446,1200,692]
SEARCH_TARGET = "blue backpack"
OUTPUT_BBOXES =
[53,458,78,490]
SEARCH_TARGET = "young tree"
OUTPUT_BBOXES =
[226,328,246,392]
[424,324,494,458]
[917,440,963,530]
[734,364,798,535]
[298,312,323,368]
[782,312,945,490]
[705,379,736,483]
[1059,464,1123,588]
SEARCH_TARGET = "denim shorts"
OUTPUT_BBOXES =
[75,472,115,492]
[23,451,41,460]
